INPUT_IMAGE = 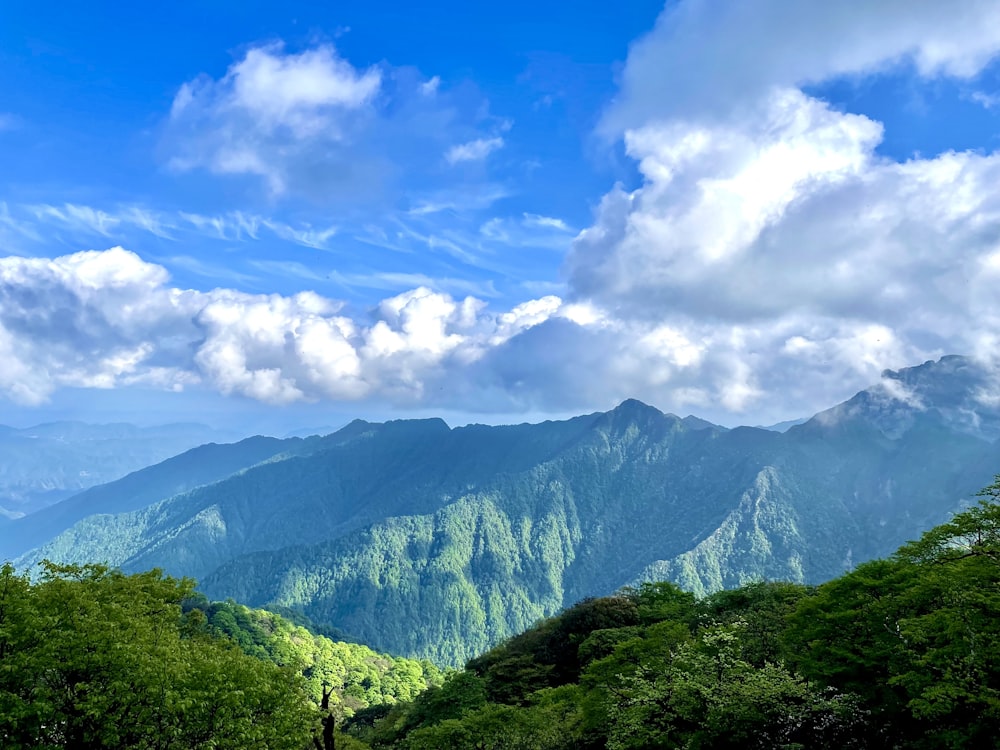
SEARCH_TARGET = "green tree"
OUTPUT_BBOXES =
[604,622,866,750]
[785,477,1000,748]
[0,562,317,750]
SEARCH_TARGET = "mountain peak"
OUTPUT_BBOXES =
[612,398,663,417]
[805,355,1000,441]
[681,415,724,431]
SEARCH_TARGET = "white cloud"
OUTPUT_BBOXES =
[171,43,380,132]
[31,204,125,237]
[522,214,572,232]
[420,76,441,96]
[223,44,380,130]
[167,43,381,195]
[179,211,261,240]
[0,248,561,408]
[164,43,506,203]
[476,213,575,252]
[262,220,338,250]
[406,185,510,216]
[445,136,504,164]
[607,0,1000,131]
[971,90,1000,109]
[546,0,1000,421]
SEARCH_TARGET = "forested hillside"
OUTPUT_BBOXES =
[16,356,1000,664]
[0,563,440,749]
[347,477,1000,749]
[7,477,1000,748]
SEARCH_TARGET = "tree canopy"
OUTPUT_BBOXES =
[0,562,315,749]
[344,475,1000,750]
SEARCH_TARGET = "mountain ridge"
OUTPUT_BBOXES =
[11,354,1000,663]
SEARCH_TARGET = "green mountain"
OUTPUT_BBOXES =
[350,485,1000,750]
[15,355,1000,664]
[0,434,304,560]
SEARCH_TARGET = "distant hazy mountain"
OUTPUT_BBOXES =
[0,421,238,518]
[757,417,808,432]
[16,356,1000,665]
[0,435,308,560]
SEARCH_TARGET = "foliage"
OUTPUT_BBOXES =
[185,597,443,718]
[355,475,1000,750]
[784,474,1000,748]
[0,562,316,750]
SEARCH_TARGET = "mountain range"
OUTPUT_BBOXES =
[6,354,1000,665]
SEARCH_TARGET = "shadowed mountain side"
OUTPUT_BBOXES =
[0,435,304,561]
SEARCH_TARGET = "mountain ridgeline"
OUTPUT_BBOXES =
[8,355,1000,665]
[0,421,235,519]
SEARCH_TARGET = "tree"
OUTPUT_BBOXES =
[0,562,317,750]
[604,622,867,750]
[785,477,1000,747]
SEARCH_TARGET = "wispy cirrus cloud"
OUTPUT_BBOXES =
[16,202,344,251]
[30,203,176,239]
[405,184,510,216]
[0,202,40,243]
[445,136,504,164]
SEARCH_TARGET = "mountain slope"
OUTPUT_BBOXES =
[18,355,1000,663]
[0,421,235,518]
[0,435,303,560]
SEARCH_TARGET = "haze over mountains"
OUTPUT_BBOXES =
[0,422,236,520]
[5,354,999,664]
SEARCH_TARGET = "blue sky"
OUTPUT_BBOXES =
[2,0,1000,434]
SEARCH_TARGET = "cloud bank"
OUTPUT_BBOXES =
[0,247,567,409]
[6,0,1000,424]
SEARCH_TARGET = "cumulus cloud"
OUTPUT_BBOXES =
[607,0,1000,130]
[165,42,507,203]
[0,248,571,408]
[167,42,381,195]
[550,0,1000,420]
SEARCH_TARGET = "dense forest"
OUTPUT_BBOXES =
[4,476,1000,748]
[0,563,439,749]
[345,477,1000,749]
